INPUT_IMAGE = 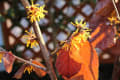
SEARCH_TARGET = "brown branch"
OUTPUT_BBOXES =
[112,0,120,20]
[14,55,47,71]
[20,0,57,80]
[0,47,47,71]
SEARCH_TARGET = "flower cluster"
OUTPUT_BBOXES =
[24,65,33,74]
[108,17,120,25]
[22,30,38,48]
[57,19,91,56]
[0,52,4,63]
[26,0,47,23]
[71,19,91,42]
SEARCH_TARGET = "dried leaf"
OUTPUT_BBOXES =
[90,24,116,50]
[95,0,113,16]
[3,52,16,73]
[56,33,99,80]
[104,39,120,56]
[32,60,46,77]
[89,0,114,30]
[56,48,81,78]
[13,64,26,79]
[13,61,46,79]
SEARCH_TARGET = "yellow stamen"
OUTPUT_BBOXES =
[108,16,120,25]
[22,30,38,48]
[26,0,48,23]
[24,65,33,74]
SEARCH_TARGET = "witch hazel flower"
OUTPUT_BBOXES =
[26,0,48,23]
[71,19,91,42]
[22,29,38,48]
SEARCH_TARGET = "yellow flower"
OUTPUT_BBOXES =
[108,17,120,25]
[24,65,33,74]
[71,19,87,28]
[22,30,38,48]
[71,19,91,41]
[70,19,91,48]
[0,52,4,63]
[56,19,91,56]
[26,0,48,23]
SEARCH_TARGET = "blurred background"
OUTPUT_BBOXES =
[0,0,114,80]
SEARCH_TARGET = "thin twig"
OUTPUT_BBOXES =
[14,55,47,71]
[112,0,120,20]
[0,47,47,71]
[20,0,57,80]
[112,1,120,79]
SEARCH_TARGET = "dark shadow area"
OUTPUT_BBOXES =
[0,64,113,80]
[99,64,113,80]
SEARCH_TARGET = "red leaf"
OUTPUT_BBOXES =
[13,64,26,79]
[95,0,113,16]
[32,60,46,77]
[90,24,116,50]
[13,61,46,79]
[89,0,114,30]
[3,52,16,73]
[56,48,81,78]
[67,61,98,80]
[56,33,99,80]
[104,39,120,56]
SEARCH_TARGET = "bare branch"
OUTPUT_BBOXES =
[19,0,57,80]
[14,55,47,71]
[0,47,47,71]
[112,0,120,20]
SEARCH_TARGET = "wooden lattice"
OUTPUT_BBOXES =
[1,0,115,63]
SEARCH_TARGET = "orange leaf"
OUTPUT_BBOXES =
[64,45,99,80]
[13,64,26,79]
[56,33,99,80]
[56,48,81,78]
[32,60,47,77]
[90,24,116,50]
[67,63,98,80]
[3,52,16,73]
[13,61,46,79]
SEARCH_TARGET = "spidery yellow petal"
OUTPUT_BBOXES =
[26,0,48,22]
[22,30,38,48]
[24,65,33,74]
